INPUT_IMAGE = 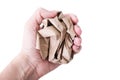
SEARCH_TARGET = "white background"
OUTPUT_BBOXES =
[0,0,120,80]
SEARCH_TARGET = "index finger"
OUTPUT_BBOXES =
[65,14,78,25]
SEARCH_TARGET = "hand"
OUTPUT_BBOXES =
[21,8,82,79]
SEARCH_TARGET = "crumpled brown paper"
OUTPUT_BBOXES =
[36,12,76,64]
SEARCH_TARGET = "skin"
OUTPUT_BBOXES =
[0,8,82,80]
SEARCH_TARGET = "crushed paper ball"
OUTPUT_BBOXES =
[36,12,76,64]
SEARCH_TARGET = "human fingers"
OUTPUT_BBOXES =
[65,14,78,24]
[72,45,81,53]
[74,37,82,46]
[74,25,82,37]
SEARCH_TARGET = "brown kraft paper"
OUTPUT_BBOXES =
[36,12,76,64]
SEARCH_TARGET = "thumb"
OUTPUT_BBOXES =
[22,8,57,52]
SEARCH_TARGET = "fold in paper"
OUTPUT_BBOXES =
[36,12,76,64]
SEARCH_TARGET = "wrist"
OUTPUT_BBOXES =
[16,53,39,80]
[0,53,39,80]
